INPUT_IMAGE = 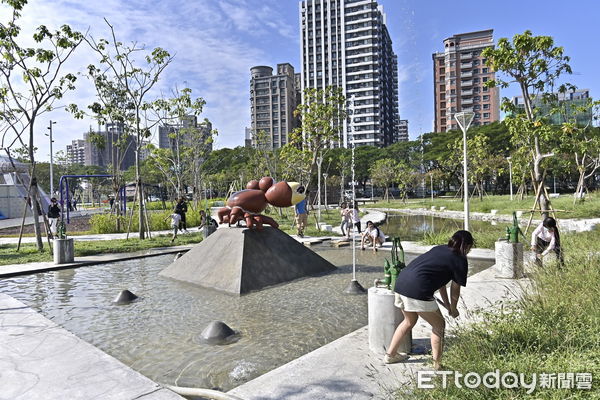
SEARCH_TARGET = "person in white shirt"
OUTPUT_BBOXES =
[168,213,181,243]
[346,202,361,239]
[361,220,386,251]
[530,217,563,267]
[339,202,350,236]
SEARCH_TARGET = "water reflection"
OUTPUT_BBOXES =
[0,246,493,391]
[381,212,501,241]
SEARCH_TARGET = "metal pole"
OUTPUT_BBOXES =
[463,126,469,231]
[507,157,513,201]
[430,173,434,202]
[317,154,322,227]
[323,173,328,210]
[47,121,56,196]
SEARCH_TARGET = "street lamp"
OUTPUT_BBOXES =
[46,120,56,196]
[317,154,323,228]
[506,156,513,201]
[455,112,474,232]
[344,95,365,294]
[323,172,328,210]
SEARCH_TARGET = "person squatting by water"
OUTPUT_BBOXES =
[385,230,474,370]
[361,220,385,252]
[530,216,563,267]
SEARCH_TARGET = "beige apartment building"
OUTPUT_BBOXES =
[432,29,500,132]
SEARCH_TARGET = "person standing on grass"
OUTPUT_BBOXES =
[168,212,182,243]
[174,197,188,233]
[385,230,473,370]
[531,216,563,267]
[294,187,308,237]
[47,197,61,239]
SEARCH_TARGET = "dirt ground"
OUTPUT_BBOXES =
[0,215,92,236]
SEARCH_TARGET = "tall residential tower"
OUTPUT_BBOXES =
[249,63,300,149]
[432,29,500,132]
[299,0,400,147]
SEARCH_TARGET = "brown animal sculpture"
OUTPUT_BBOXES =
[217,177,305,229]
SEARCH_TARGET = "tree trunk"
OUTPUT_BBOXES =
[29,180,44,251]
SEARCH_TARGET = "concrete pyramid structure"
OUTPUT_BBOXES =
[159,227,336,294]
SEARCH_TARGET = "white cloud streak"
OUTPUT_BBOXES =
[3,0,296,161]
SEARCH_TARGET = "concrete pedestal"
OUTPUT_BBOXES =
[494,241,524,278]
[368,287,411,355]
[53,238,74,264]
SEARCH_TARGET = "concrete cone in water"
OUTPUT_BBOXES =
[201,321,236,344]
[113,289,138,305]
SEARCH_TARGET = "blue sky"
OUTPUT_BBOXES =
[6,0,600,161]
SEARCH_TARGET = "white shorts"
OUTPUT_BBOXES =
[394,293,439,312]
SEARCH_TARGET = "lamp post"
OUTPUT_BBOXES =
[46,121,56,196]
[455,112,474,232]
[506,156,513,201]
[323,172,328,210]
[344,95,365,294]
[317,153,323,228]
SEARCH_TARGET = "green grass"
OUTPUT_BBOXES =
[406,231,600,399]
[420,228,505,250]
[0,233,203,266]
[370,193,600,219]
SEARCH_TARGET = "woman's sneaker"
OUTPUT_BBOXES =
[384,352,409,364]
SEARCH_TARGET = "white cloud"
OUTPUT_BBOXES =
[3,0,296,162]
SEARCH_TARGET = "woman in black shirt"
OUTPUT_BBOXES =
[384,230,473,370]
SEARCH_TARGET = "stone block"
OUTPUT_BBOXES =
[159,227,336,295]
[494,241,524,279]
[53,238,74,264]
[368,287,411,355]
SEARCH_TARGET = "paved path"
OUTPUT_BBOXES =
[0,209,102,230]
[229,266,529,400]
[0,245,194,278]
[0,293,183,400]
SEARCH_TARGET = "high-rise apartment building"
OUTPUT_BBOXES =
[84,123,136,170]
[158,116,213,154]
[66,139,87,165]
[510,89,593,126]
[432,29,500,132]
[65,123,136,169]
[394,119,408,142]
[249,63,300,149]
[299,0,400,147]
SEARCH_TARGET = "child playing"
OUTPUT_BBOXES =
[361,220,386,251]
[169,212,182,243]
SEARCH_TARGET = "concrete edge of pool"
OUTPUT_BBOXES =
[0,237,496,279]
[227,264,530,400]
[0,292,184,400]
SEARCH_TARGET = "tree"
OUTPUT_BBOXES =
[370,158,397,202]
[558,100,600,201]
[0,0,83,250]
[84,19,173,239]
[286,86,346,191]
[396,162,417,202]
[483,30,572,217]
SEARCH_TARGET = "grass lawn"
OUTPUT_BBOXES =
[0,233,203,266]
[406,229,600,399]
[370,192,600,219]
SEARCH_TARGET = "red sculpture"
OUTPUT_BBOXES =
[217,177,305,230]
